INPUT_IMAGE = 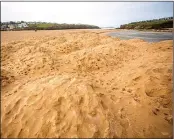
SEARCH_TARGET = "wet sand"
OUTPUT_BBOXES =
[1,30,173,138]
[108,30,173,42]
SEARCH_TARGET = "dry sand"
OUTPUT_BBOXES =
[1,30,173,138]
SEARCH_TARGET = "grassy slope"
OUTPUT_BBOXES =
[119,18,173,30]
[28,23,100,30]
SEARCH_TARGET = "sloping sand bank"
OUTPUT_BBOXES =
[1,30,173,138]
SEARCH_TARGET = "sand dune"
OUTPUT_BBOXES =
[1,30,173,138]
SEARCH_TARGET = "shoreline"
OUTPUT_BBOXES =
[116,28,173,33]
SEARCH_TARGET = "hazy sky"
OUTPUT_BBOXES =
[2,2,173,27]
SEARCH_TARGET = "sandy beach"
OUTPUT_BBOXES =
[1,30,173,138]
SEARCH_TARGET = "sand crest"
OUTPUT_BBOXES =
[1,30,173,138]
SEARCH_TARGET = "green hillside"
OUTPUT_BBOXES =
[119,17,173,30]
[28,23,100,30]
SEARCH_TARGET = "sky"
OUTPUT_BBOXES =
[1,2,173,28]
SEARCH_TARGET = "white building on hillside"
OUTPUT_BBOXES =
[22,23,28,27]
[18,23,28,28]
[18,24,22,28]
[8,24,15,30]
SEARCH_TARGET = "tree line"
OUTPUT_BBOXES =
[119,17,173,30]
[27,23,100,30]
[1,21,100,30]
